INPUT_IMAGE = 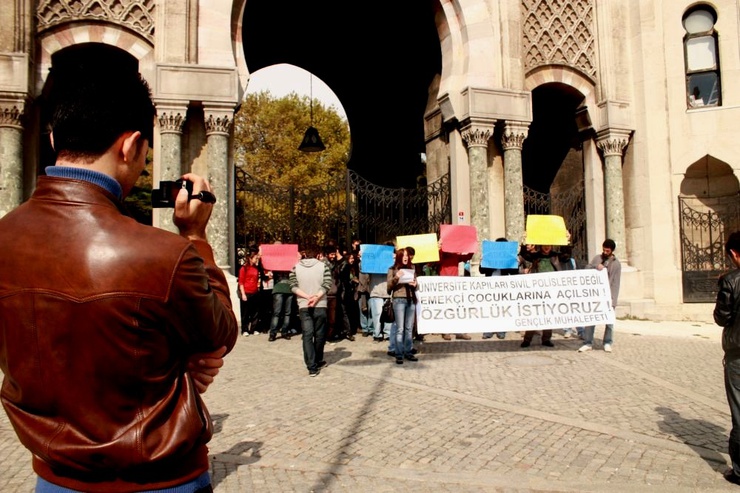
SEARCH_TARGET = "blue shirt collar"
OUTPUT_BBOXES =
[45,166,123,200]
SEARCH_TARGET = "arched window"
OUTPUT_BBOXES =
[683,5,721,108]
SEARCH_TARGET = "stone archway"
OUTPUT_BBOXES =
[679,156,740,302]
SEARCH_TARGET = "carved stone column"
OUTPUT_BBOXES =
[461,124,493,276]
[0,103,24,218]
[596,130,630,254]
[205,108,234,269]
[156,106,186,233]
[501,121,529,245]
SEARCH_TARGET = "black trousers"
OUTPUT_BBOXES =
[725,354,740,474]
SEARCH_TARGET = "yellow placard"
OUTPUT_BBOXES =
[524,215,569,245]
[395,233,440,264]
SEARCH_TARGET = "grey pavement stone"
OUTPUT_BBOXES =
[1,319,738,492]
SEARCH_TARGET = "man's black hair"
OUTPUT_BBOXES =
[47,45,155,161]
[603,239,616,251]
[726,232,740,256]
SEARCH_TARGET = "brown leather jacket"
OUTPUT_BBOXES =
[0,176,238,492]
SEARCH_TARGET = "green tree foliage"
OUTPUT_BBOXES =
[233,91,352,247]
[233,91,350,186]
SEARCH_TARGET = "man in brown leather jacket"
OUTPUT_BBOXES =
[0,51,238,492]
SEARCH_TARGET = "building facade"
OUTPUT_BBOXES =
[1,0,738,322]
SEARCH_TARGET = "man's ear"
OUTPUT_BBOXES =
[120,131,143,163]
[49,132,55,151]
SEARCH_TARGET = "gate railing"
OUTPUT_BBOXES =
[235,167,451,250]
[523,181,586,265]
[679,194,740,302]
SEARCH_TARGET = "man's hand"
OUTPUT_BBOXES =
[174,173,215,242]
[188,346,227,394]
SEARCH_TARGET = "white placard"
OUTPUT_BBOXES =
[398,268,415,284]
[416,270,615,334]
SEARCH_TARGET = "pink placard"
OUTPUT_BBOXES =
[439,224,478,254]
[259,244,300,271]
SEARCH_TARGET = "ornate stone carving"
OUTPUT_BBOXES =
[461,127,491,147]
[205,114,233,136]
[158,112,185,134]
[597,137,628,157]
[0,105,23,129]
[36,0,155,41]
[502,123,529,150]
[522,0,596,79]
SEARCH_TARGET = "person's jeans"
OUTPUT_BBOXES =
[725,355,740,474]
[358,293,372,334]
[583,324,613,346]
[269,292,293,336]
[299,307,327,371]
[393,298,415,357]
[369,297,385,339]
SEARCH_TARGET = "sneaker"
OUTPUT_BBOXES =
[455,334,472,340]
[387,351,396,357]
[268,334,276,342]
[405,354,418,362]
[481,333,493,339]
[395,356,404,365]
[603,343,612,353]
[242,332,250,337]
[542,340,554,347]
[441,334,452,341]
[282,333,291,341]
[563,332,571,339]
[578,344,592,352]
[410,348,418,355]
[309,369,320,377]
[495,332,506,340]
[520,340,531,348]
[317,360,327,369]
[347,335,355,342]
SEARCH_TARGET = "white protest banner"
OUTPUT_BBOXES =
[416,270,615,334]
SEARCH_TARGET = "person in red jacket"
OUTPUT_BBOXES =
[238,249,262,335]
[0,49,237,493]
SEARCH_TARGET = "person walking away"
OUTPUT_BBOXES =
[713,231,740,486]
[290,247,333,376]
[578,239,622,352]
[0,57,237,492]
[387,247,419,365]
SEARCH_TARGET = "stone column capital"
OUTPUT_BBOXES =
[204,107,235,136]
[501,121,530,151]
[460,124,493,148]
[156,107,187,134]
[596,129,631,157]
[0,101,25,130]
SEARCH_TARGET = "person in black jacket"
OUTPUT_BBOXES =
[713,231,740,486]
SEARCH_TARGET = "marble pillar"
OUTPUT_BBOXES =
[501,122,529,245]
[0,104,24,218]
[596,131,630,254]
[461,124,492,276]
[155,109,186,233]
[205,110,233,269]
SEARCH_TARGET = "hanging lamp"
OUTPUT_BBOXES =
[298,74,326,152]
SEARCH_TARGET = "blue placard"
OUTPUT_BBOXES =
[481,240,519,269]
[360,244,395,274]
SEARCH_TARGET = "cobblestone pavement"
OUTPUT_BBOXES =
[1,319,738,492]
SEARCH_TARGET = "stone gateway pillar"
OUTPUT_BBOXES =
[0,103,24,218]
[596,130,630,254]
[155,106,186,234]
[461,124,493,276]
[501,121,529,245]
[204,109,234,269]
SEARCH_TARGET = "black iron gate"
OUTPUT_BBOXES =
[235,168,451,251]
[679,195,740,302]
[523,181,587,265]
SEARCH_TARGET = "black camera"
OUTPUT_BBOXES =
[151,179,193,208]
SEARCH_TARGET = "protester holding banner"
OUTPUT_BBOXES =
[387,247,419,364]
[520,245,560,347]
[481,237,518,340]
[578,239,622,353]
